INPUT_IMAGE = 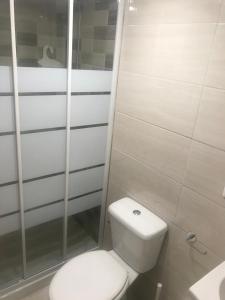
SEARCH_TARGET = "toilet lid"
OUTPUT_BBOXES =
[49,250,128,300]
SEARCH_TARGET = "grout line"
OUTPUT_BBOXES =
[113,146,182,185]
[119,68,225,92]
[116,110,225,155]
[125,22,222,27]
[117,111,192,139]
[113,147,225,212]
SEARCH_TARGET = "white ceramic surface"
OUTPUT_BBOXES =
[189,261,225,300]
[109,197,167,273]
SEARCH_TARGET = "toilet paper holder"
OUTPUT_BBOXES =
[186,232,207,255]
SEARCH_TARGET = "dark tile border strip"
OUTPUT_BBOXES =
[0,180,18,188]
[68,188,103,201]
[70,163,105,174]
[19,92,66,96]
[0,131,15,136]
[0,93,15,97]
[23,171,65,184]
[71,91,110,95]
[21,127,66,135]
[0,163,105,188]
[0,123,108,136]
[0,91,110,97]
[0,188,103,218]
[70,123,108,130]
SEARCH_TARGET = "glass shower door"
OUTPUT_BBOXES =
[0,0,22,288]
[14,0,68,276]
[0,0,118,290]
[66,0,117,258]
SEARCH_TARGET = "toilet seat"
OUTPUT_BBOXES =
[49,250,129,300]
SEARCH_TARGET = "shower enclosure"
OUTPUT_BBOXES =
[0,0,120,291]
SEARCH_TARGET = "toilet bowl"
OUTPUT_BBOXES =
[49,250,136,300]
[49,197,167,300]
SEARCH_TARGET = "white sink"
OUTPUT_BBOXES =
[189,262,225,300]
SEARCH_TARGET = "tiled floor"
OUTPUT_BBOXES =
[21,285,49,300]
[0,207,100,290]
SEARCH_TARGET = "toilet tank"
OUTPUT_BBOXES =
[108,197,167,273]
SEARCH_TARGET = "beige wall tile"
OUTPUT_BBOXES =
[159,265,190,300]
[93,40,115,54]
[117,71,201,137]
[194,87,225,150]
[109,149,181,221]
[166,224,222,285]
[176,187,225,259]
[113,113,191,182]
[81,38,93,52]
[81,10,109,26]
[103,181,129,250]
[120,23,216,84]
[106,0,225,299]
[125,0,221,25]
[219,0,225,22]
[206,24,225,89]
[184,141,225,207]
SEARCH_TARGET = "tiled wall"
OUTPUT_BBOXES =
[104,0,225,299]
[76,0,117,70]
[0,0,117,70]
[0,0,68,67]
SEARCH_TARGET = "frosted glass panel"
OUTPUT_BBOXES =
[0,0,22,289]
[71,70,112,92]
[0,0,117,290]
[0,185,19,216]
[21,130,66,180]
[67,192,101,257]
[68,192,102,216]
[0,213,20,236]
[0,135,18,184]
[18,68,67,92]
[25,204,64,275]
[20,95,66,131]
[15,0,68,276]
[0,67,13,92]
[71,95,110,126]
[0,96,14,132]
[69,166,104,198]
[24,175,65,210]
[70,126,108,170]
[25,203,64,230]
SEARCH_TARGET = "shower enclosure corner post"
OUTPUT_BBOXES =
[9,0,27,277]
[63,0,75,259]
[98,0,126,248]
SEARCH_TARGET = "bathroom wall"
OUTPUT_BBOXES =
[0,0,68,67]
[104,0,225,299]
[0,0,117,70]
[77,0,117,70]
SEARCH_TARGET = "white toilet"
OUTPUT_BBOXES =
[49,197,167,300]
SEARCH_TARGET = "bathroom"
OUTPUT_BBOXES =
[0,0,225,299]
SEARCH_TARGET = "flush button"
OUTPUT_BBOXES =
[133,209,141,215]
